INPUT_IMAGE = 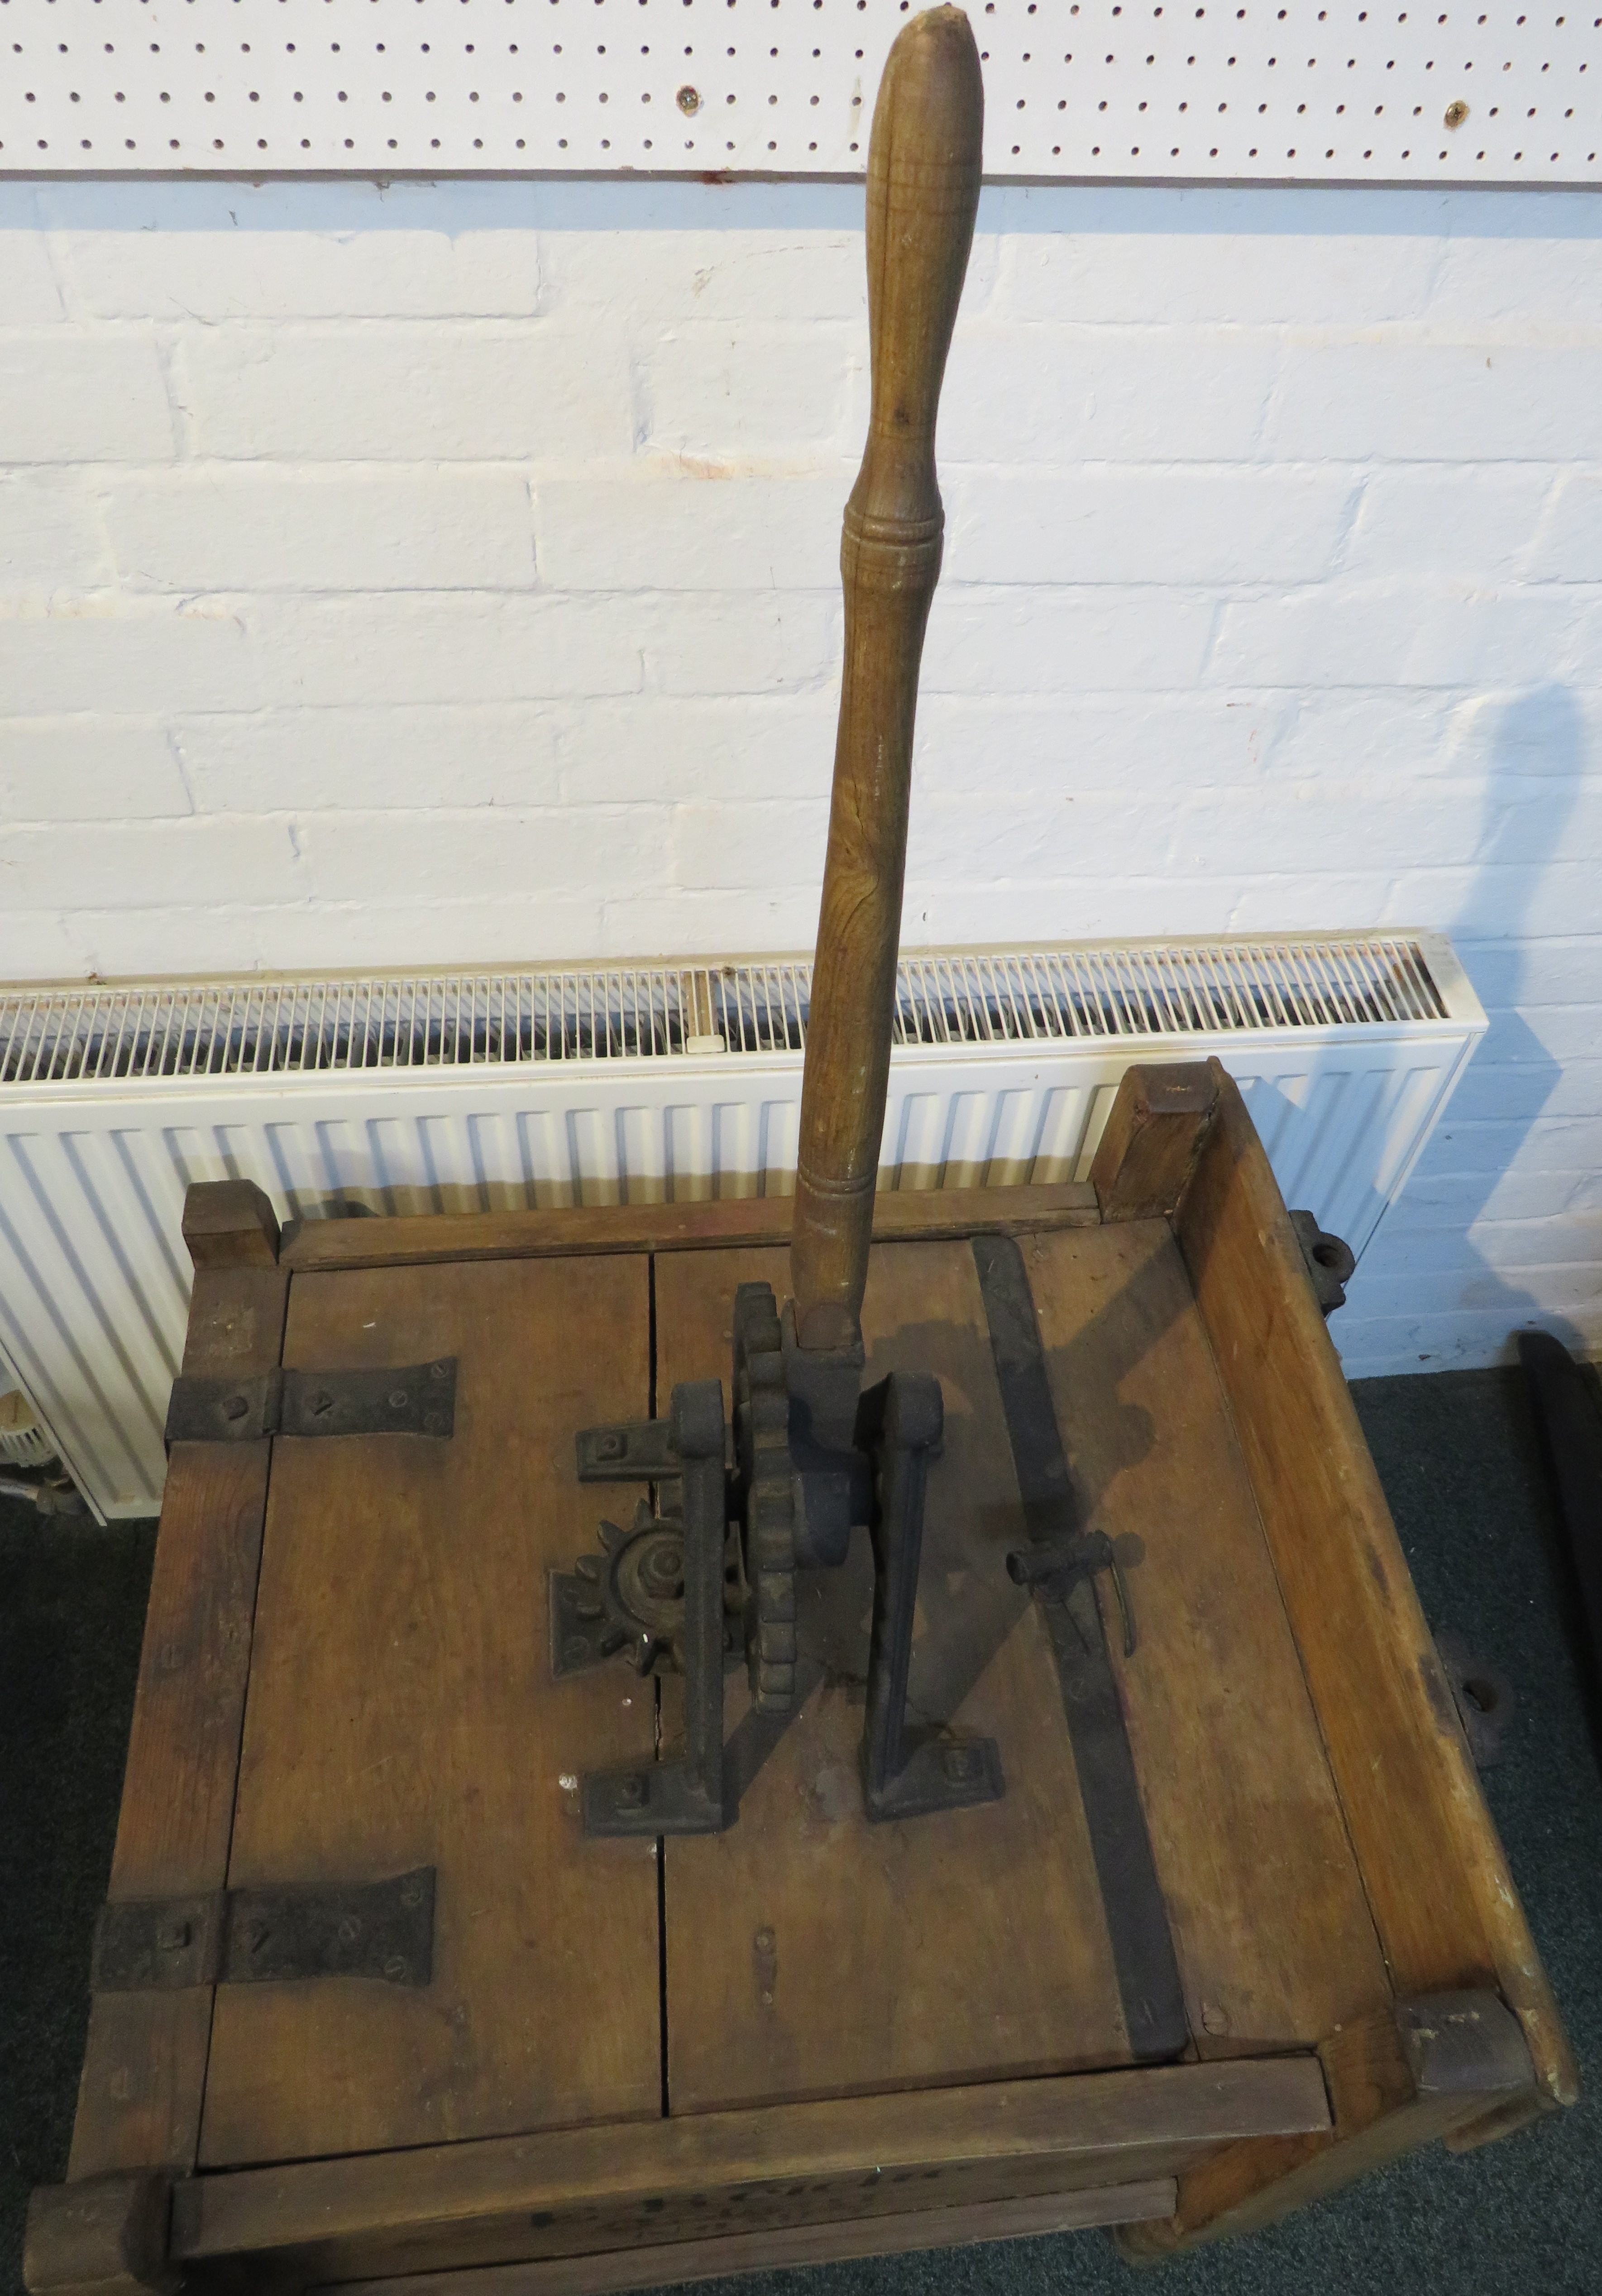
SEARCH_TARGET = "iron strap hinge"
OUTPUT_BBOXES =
[91,1867,435,1993]
[164,1359,457,1446]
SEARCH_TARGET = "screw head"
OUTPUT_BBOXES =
[676,83,701,114]
[1444,98,1469,127]
[156,1918,192,1954]
[942,1745,976,1784]
[383,1955,409,1982]
[337,1913,362,1944]
[309,1390,334,1417]
[222,1394,249,1421]
[430,1360,451,1381]
[598,1430,625,1460]
[617,1773,647,1809]
[388,1388,410,1410]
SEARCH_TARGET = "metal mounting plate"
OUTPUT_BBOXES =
[165,1361,457,1446]
[91,1869,436,1991]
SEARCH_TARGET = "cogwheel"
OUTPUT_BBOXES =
[732,1282,798,1712]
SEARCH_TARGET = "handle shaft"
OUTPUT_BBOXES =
[790,5,984,1349]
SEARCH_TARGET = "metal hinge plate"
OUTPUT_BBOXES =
[165,1359,457,1445]
[91,1867,435,1992]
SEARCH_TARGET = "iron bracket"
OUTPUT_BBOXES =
[165,1359,457,1446]
[1289,1210,1356,1318]
[91,1867,435,1992]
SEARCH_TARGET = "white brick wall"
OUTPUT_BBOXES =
[0,175,1598,1378]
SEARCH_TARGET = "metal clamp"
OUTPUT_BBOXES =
[1008,1529,1136,1659]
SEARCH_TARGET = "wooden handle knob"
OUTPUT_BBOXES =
[790,7,984,1351]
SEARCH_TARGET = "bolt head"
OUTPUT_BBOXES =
[222,1394,249,1422]
[617,1774,647,1809]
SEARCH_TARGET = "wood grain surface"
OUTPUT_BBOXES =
[659,1237,1133,2112]
[279,1184,1100,1277]
[1176,1060,1577,2111]
[315,2178,1181,2296]
[790,8,985,1344]
[172,2056,1329,2284]
[196,1254,661,2167]
[1024,1219,1392,2057]
[67,1260,289,2180]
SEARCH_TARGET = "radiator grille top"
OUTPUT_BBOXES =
[0,937,1449,1091]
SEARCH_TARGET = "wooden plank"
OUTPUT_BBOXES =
[1024,1220,1392,2056]
[1175,1059,1578,2113]
[1119,1989,1537,2257]
[197,1254,661,2167]
[278,1183,1101,1276]
[171,2057,1329,2276]
[659,1237,1137,2112]
[67,1253,289,2179]
[320,2178,1181,2296]
[1090,1062,1219,1222]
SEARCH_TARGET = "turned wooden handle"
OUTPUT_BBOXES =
[790,5,984,1350]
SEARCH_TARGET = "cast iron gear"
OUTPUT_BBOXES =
[732,1282,798,1712]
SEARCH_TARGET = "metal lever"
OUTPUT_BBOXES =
[857,1372,1005,1822]
[1007,1531,1137,1660]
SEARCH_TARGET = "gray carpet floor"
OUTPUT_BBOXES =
[3,1367,1597,2295]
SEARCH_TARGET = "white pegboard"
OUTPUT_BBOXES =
[0,0,1597,180]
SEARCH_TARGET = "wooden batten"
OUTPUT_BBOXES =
[170,2058,1329,2283]
[65,1191,288,2183]
[278,1183,1101,1275]
[320,2179,1181,2296]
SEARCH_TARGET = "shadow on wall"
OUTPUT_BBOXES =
[1435,683,1592,1364]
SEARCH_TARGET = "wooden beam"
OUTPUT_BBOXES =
[1174,1061,1577,2114]
[170,2057,1328,2274]
[279,1183,1101,1275]
[54,1204,290,2186]
[322,2179,1180,2296]
[1090,1060,1219,1223]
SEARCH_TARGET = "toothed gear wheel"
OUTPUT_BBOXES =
[732,1282,798,1712]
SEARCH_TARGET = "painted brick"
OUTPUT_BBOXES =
[0,332,175,463]
[669,800,827,892]
[1455,935,1602,1010]
[535,477,842,591]
[922,587,1218,695]
[1448,1058,1602,1122]
[993,186,1442,325]
[635,591,839,695]
[178,324,632,462]
[1263,342,1602,464]
[532,188,865,319]
[555,697,837,804]
[0,818,305,911]
[1341,468,1560,581]
[104,472,536,594]
[1376,1216,1602,1273]
[1525,475,1602,583]
[642,325,857,456]
[0,475,113,595]
[0,720,192,821]
[939,326,1280,466]
[294,806,672,906]
[45,180,541,321]
[1380,1167,1599,1227]
[0,200,67,322]
[594,885,823,957]
[1411,1113,1602,1176]
[912,694,1296,797]
[948,471,1358,587]
[1207,584,1600,689]
[239,594,643,708]
[173,707,565,814]
[0,604,258,716]
[1425,196,1602,327]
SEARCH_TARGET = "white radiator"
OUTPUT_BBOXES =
[0,932,1485,1522]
